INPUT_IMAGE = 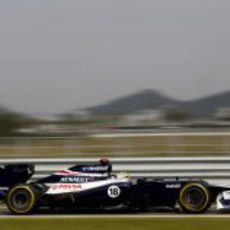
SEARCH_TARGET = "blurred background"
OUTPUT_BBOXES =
[0,0,230,158]
[0,88,230,158]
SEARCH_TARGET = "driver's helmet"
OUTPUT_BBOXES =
[99,158,110,166]
[99,158,112,174]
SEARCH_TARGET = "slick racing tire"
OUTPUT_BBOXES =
[6,184,37,214]
[179,183,211,213]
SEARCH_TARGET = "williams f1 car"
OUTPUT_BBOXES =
[0,159,230,214]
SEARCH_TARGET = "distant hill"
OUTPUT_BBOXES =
[177,90,230,117]
[86,89,179,115]
[85,90,230,117]
[0,106,9,114]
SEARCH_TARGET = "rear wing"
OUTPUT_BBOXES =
[0,164,34,188]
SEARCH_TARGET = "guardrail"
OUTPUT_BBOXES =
[1,157,230,186]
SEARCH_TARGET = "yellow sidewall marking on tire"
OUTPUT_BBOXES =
[7,186,36,214]
[179,183,210,212]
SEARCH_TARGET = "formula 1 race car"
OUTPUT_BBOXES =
[0,159,230,214]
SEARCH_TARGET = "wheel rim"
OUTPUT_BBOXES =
[183,187,207,209]
[10,189,31,210]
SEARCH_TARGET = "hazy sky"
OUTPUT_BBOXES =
[0,0,230,114]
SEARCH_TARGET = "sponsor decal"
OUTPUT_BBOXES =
[52,184,82,191]
[82,166,109,172]
[165,183,181,189]
[107,185,121,198]
[60,176,90,183]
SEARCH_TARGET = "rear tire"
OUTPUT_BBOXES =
[6,184,37,214]
[179,183,211,213]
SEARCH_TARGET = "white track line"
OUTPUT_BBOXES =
[1,214,230,219]
[92,132,230,138]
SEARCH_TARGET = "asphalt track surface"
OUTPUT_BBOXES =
[1,206,230,218]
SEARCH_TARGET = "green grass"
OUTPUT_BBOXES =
[0,218,230,230]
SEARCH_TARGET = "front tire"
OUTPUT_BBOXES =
[6,184,37,214]
[179,183,211,213]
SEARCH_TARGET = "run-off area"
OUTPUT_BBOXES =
[1,217,230,230]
